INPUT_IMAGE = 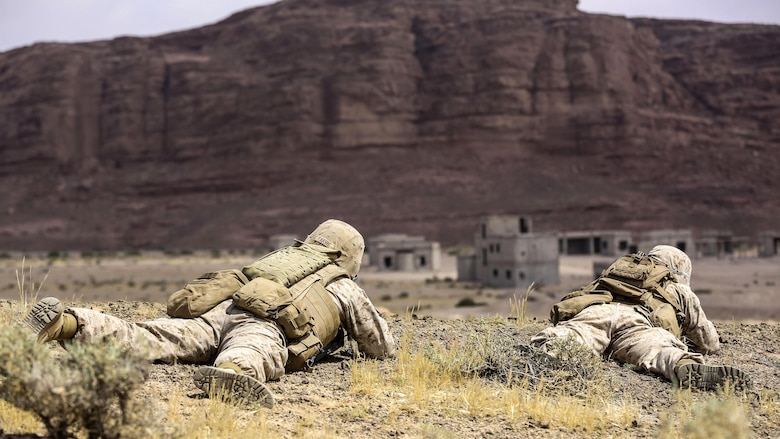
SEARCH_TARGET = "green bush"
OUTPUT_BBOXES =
[454,297,486,307]
[0,327,169,438]
[438,327,604,396]
[681,398,752,439]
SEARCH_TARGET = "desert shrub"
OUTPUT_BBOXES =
[479,333,601,395]
[419,323,603,397]
[758,389,780,425]
[47,251,67,260]
[660,394,753,439]
[682,398,752,439]
[0,327,169,438]
[454,297,485,307]
[362,322,635,433]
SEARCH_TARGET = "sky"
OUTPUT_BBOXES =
[1,0,779,53]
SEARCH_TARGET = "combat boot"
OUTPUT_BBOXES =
[193,365,276,408]
[674,361,751,391]
[22,297,78,343]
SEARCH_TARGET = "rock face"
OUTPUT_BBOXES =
[0,0,778,251]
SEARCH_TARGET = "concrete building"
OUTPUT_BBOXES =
[456,250,477,282]
[635,229,694,255]
[462,215,559,288]
[694,230,734,258]
[367,234,441,272]
[758,231,780,257]
[558,230,633,256]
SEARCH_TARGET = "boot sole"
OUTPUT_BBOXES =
[193,366,276,408]
[677,363,751,391]
[22,297,63,343]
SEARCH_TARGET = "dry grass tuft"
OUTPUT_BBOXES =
[509,283,535,325]
[659,386,754,439]
[350,319,638,433]
[15,257,48,311]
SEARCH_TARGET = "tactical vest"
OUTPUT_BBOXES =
[550,252,685,338]
[167,242,339,319]
[241,241,340,285]
[233,242,348,372]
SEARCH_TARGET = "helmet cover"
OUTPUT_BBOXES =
[304,219,365,279]
[648,245,692,286]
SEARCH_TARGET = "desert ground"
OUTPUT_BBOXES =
[0,251,780,438]
[0,251,778,438]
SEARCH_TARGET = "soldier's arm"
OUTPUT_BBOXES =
[327,278,397,359]
[675,284,720,354]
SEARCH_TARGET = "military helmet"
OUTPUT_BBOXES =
[648,245,692,286]
[304,219,365,279]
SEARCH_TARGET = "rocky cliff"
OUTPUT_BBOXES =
[0,0,778,251]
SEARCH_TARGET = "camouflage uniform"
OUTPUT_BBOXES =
[24,219,396,406]
[531,245,720,382]
[66,276,395,383]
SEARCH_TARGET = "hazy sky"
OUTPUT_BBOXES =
[1,0,779,53]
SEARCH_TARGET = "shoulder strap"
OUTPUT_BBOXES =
[288,264,350,297]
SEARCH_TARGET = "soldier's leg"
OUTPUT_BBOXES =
[193,305,286,408]
[609,320,698,380]
[611,321,750,389]
[25,297,230,364]
[530,304,617,357]
[213,305,288,382]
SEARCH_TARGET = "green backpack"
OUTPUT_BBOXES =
[550,252,684,337]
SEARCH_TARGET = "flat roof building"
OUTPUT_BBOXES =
[758,231,780,257]
[558,230,633,256]
[461,215,559,288]
[635,229,694,255]
[367,234,441,272]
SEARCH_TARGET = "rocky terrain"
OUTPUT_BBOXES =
[1,299,778,438]
[0,0,779,251]
[0,253,778,437]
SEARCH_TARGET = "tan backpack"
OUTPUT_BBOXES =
[167,269,249,318]
[166,242,338,318]
[233,264,348,372]
[551,252,684,337]
[167,241,348,370]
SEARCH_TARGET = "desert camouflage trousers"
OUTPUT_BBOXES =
[530,303,704,380]
[67,300,287,383]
